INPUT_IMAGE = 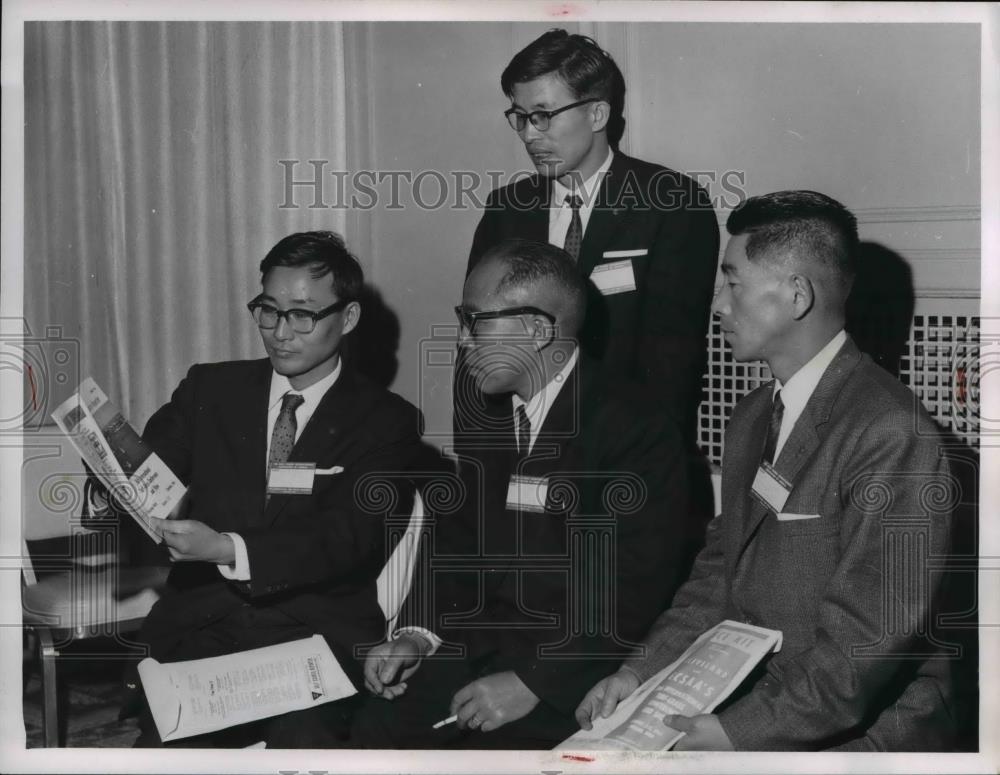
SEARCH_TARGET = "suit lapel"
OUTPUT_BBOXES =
[577,153,631,277]
[735,339,863,558]
[219,360,271,526]
[515,175,550,244]
[773,339,862,483]
[735,385,777,552]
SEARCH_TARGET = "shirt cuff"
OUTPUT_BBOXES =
[217,532,250,581]
[391,626,441,657]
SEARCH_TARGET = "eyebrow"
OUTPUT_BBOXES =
[259,294,319,306]
[510,100,551,112]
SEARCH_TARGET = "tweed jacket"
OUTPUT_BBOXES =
[623,337,955,750]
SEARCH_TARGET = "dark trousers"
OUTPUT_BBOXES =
[133,603,359,748]
[348,654,579,750]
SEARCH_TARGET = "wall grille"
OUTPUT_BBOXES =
[697,306,980,467]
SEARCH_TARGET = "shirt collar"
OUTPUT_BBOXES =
[268,358,342,410]
[774,330,847,418]
[551,148,614,207]
[512,348,579,433]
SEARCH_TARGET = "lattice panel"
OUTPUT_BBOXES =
[901,312,980,446]
[697,305,980,467]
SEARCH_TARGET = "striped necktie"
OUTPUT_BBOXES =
[515,404,531,462]
[760,390,784,466]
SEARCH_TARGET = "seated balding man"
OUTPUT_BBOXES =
[347,239,698,749]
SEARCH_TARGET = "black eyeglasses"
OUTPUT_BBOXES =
[247,296,349,334]
[454,305,556,337]
[504,98,600,132]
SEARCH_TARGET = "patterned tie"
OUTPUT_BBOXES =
[268,392,305,473]
[563,193,583,261]
[515,404,531,461]
[760,390,784,466]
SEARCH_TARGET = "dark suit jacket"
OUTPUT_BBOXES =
[466,152,720,441]
[136,359,423,685]
[412,358,696,716]
[622,338,956,750]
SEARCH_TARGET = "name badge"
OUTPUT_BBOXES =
[267,463,316,495]
[750,462,792,514]
[602,248,648,259]
[777,512,821,522]
[590,259,637,296]
[506,475,549,513]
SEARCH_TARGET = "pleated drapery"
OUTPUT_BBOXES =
[25,22,349,427]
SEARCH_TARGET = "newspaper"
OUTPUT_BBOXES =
[51,377,186,543]
[137,634,357,742]
[558,620,783,752]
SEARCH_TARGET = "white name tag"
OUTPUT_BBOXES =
[506,475,549,513]
[267,463,316,495]
[777,512,821,522]
[750,462,792,514]
[602,248,648,259]
[590,259,637,296]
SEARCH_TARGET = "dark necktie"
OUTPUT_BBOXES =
[563,193,583,261]
[760,390,784,466]
[269,392,305,473]
[515,404,531,461]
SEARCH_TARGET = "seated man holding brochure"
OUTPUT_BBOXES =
[348,239,698,749]
[96,231,425,747]
[574,191,957,751]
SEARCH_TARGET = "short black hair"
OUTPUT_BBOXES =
[501,29,626,148]
[726,190,858,286]
[259,230,363,303]
[480,238,587,334]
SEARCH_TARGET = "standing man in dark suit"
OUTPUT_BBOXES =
[127,231,424,747]
[350,239,694,749]
[575,191,957,751]
[465,29,720,445]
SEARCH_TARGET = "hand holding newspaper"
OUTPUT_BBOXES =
[558,620,782,752]
[52,377,186,543]
[138,634,357,742]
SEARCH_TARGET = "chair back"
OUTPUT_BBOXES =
[21,427,89,542]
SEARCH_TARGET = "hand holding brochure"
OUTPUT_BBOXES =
[138,634,357,742]
[558,620,782,752]
[52,377,186,543]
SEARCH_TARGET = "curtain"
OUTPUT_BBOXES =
[24,21,348,427]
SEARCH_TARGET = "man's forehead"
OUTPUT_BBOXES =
[722,234,752,266]
[464,262,522,307]
[262,266,337,301]
[511,72,573,105]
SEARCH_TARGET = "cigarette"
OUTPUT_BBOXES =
[432,714,458,729]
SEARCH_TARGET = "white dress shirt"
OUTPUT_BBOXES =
[217,360,342,581]
[511,347,580,456]
[548,148,614,249]
[771,330,847,461]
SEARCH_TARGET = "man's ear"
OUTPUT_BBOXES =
[590,100,611,133]
[341,301,362,335]
[531,314,558,351]
[788,274,814,320]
